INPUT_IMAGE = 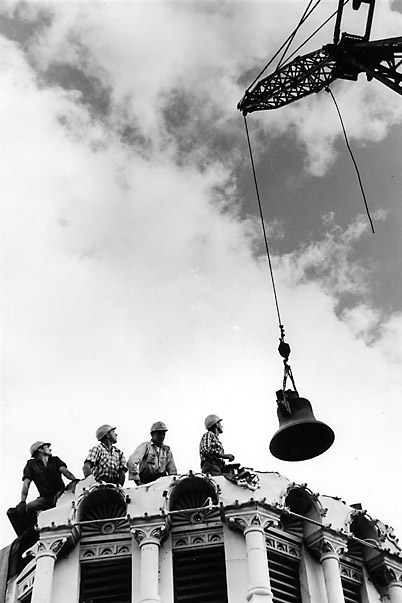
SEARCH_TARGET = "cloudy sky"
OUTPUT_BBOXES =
[1,0,402,549]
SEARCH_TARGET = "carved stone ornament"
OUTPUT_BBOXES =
[339,561,363,585]
[266,533,302,560]
[226,508,280,535]
[16,566,35,601]
[131,522,167,546]
[172,528,223,550]
[305,529,347,560]
[80,538,131,561]
[365,552,402,587]
[24,537,68,560]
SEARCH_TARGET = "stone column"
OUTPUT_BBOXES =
[363,544,402,603]
[306,531,347,603]
[227,509,279,602]
[28,537,67,603]
[388,580,402,603]
[131,522,166,603]
[320,541,346,603]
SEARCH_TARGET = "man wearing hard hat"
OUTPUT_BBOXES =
[83,425,127,486]
[18,441,77,527]
[199,415,235,476]
[128,421,177,485]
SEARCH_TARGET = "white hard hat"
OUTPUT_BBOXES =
[96,424,115,441]
[30,441,50,457]
[204,414,222,430]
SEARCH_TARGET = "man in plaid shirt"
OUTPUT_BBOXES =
[199,414,235,476]
[83,424,127,485]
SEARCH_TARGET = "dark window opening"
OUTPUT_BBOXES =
[342,577,363,603]
[79,557,131,603]
[173,545,228,603]
[268,550,302,603]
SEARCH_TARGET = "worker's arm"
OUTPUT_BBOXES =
[82,461,93,478]
[60,466,77,481]
[166,449,178,475]
[20,478,32,503]
[116,450,127,487]
[200,432,235,463]
[118,468,126,486]
[220,453,235,462]
[127,443,147,484]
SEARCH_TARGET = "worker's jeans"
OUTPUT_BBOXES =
[26,497,55,523]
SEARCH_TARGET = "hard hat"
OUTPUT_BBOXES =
[150,421,168,433]
[96,424,115,441]
[30,441,51,457]
[204,414,222,430]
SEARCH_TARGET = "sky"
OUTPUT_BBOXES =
[1,0,402,549]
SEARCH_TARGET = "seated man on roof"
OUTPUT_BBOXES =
[83,424,127,486]
[19,441,77,526]
[128,421,177,485]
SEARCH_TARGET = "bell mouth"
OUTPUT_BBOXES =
[270,420,335,462]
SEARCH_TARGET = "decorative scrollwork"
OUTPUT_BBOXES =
[305,530,347,560]
[227,509,279,534]
[266,534,301,560]
[131,523,166,545]
[172,528,223,550]
[25,537,67,560]
[339,562,363,584]
[80,539,131,560]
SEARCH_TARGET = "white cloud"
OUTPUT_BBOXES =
[1,0,402,548]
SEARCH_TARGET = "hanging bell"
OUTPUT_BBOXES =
[269,390,335,461]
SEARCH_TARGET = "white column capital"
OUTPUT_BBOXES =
[130,521,166,547]
[365,551,402,594]
[305,529,347,560]
[24,536,68,561]
[226,507,280,535]
[26,535,68,603]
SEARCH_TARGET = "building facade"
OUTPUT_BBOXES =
[3,471,402,603]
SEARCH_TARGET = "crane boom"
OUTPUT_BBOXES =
[238,48,338,114]
[238,35,402,115]
[238,0,402,115]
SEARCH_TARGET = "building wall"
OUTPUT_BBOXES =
[3,472,402,603]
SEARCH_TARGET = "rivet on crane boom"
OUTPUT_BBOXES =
[238,0,402,115]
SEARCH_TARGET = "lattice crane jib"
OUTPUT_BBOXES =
[238,0,402,115]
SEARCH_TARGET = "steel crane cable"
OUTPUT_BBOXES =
[246,0,324,92]
[243,115,282,329]
[246,0,350,93]
[281,0,351,67]
[243,114,298,394]
[276,0,316,71]
[326,87,375,233]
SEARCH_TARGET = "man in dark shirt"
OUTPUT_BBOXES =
[19,441,77,525]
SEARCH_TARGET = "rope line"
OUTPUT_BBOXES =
[243,115,283,330]
[247,0,323,91]
[276,0,316,71]
[283,0,350,67]
[246,0,348,93]
[326,87,375,234]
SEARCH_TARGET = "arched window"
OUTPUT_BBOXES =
[169,475,228,603]
[77,485,131,603]
[265,485,318,603]
[77,484,128,537]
